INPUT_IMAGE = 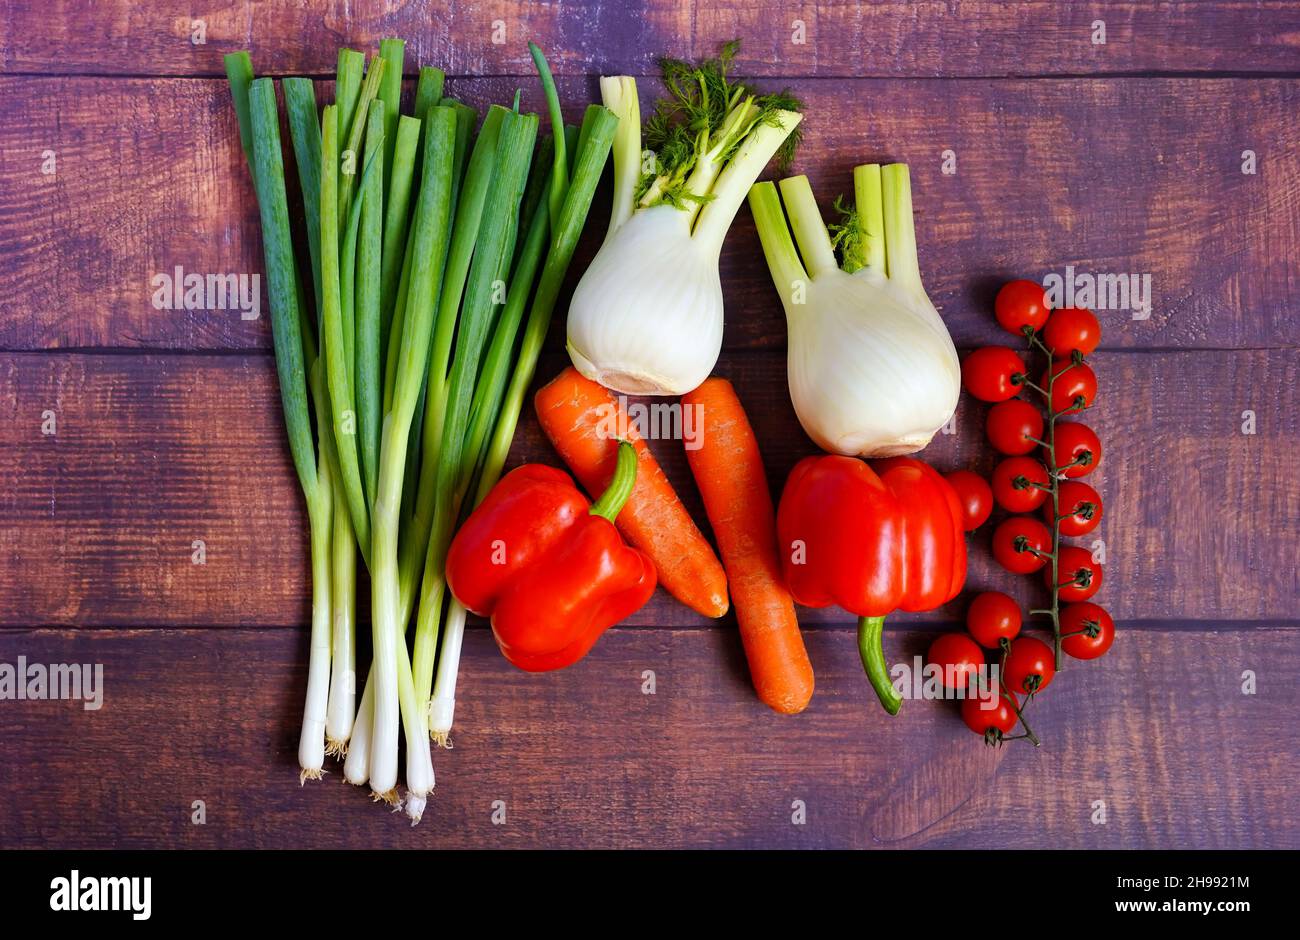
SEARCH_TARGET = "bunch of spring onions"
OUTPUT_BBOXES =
[226,40,616,824]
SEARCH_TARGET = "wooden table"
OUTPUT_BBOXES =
[1,1,1296,849]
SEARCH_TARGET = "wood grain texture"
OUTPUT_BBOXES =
[2,348,1296,629]
[3,1,1298,77]
[0,0,1296,853]
[696,1,1300,78]
[0,0,685,78]
[0,625,1293,849]
[2,76,1296,352]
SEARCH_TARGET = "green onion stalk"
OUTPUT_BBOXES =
[376,39,406,199]
[452,129,556,508]
[324,106,386,753]
[366,104,458,822]
[225,57,338,782]
[335,49,364,156]
[396,97,476,531]
[345,73,483,816]
[321,104,373,567]
[423,47,620,745]
[391,105,505,622]
[281,72,366,759]
[229,48,396,790]
[409,107,539,737]
[342,663,376,786]
[309,142,382,758]
[378,116,421,366]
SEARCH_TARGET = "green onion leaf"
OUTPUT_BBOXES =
[247,77,317,501]
[356,107,386,507]
[320,103,371,562]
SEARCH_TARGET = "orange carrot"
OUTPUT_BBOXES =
[682,378,813,714]
[534,367,729,618]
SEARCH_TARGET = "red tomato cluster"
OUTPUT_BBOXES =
[934,280,1115,745]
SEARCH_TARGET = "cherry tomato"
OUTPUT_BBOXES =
[1049,545,1103,602]
[1049,480,1103,536]
[995,280,1050,336]
[991,516,1051,574]
[1059,602,1115,660]
[962,687,1019,739]
[944,470,993,531]
[986,399,1044,455]
[991,457,1050,513]
[927,633,986,690]
[962,347,1027,402]
[1003,637,1055,695]
[1041,359,1097,414]
[966,591,1022,649]
[1042,307,1100,357]
[1051,422,1102,478]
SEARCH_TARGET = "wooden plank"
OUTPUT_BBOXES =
[2,348,1296,628]
[0,625,1293,849]
[2,76,1296,352]
[3,1,1299,77]
[696,1,1300,78]
[0,0,685,78]
[0,354,307,627]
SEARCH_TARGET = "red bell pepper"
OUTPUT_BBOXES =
[777,455,967,714]
[447,441,656,672]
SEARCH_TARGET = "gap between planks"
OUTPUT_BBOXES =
[4,69,1300,81]
[1,621,1296,635]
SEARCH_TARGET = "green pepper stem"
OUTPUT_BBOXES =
[857,615,902,715]
[589,440,638,521]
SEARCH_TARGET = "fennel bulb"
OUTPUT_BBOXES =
[748,164,960,456]
[567,45,803,395]
[568,204,724,394]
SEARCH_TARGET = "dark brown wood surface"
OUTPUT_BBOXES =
[1,626,1294,848]
[0,1,1297,849]
[4,76,1297,351]
[4,1,1299,77]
